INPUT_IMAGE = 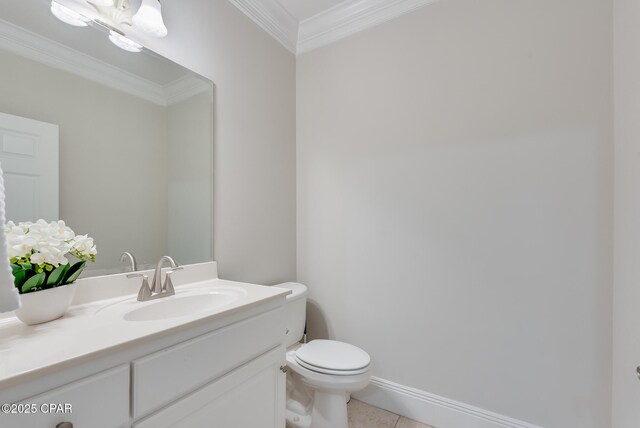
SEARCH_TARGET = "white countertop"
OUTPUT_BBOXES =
[0,263,289,389]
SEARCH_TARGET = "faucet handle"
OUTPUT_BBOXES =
[163,270,179,295]
[127,273,146,279]
[128,273,152,301]
[163,266,183,295]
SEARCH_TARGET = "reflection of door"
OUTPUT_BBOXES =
[0,112,58,222]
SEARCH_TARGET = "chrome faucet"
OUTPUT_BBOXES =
[127,255,183,302]
[120,251,137,272]
[151,256,181,294]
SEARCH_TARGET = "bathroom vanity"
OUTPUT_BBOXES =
[0,262,289,428]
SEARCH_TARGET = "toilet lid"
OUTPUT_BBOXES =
[295,340,370,373]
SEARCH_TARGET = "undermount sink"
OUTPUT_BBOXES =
[96,286,248,322]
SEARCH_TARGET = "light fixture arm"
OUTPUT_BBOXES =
[87,0,133,28]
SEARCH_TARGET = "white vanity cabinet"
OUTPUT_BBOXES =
[2,365,130,428]
[133,347,285,428]
[1,304,287,428]
[130,306,287,426]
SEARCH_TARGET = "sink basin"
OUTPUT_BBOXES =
[96,286,247,322]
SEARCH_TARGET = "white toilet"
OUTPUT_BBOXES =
[276,282,371,428]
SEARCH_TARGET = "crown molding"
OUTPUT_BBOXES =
[164,74,213,106]
[0,18,169,106]
[226,0,298,54]
[227,0,440,55]
[297,0,441,54]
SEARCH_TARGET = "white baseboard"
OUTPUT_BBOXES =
[353,377,543,428]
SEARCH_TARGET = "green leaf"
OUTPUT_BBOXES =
[13,268,35,288]
[12,269,29,289]
[11,264,22,274]
[62,261,86,285]
[47,265,69,286]
[21,272,45,293]
[20,263,32,271]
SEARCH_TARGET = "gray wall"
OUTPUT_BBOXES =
[296,0,613,426]
[139,0,297,284]
[613,0,640,426]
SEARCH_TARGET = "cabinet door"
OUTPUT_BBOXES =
[134,346,286,428]
[0,365,129,428]
[132,307,284,418]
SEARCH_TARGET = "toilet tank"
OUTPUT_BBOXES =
[274,282,308,347]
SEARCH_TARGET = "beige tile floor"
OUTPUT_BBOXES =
[347,399,435,428]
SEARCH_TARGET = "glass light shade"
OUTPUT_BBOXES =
[132,0,168,38]
[108,31,142,53]
[50,1,90,27]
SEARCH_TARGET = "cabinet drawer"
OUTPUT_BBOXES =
[0,365,129,428]
[133,346,285,428]
[132,307,284,418]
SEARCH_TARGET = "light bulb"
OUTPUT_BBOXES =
[50,1,90,27]
[132,0,168,38]
[108,31,142,53]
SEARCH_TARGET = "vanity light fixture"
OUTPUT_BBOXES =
[132,0,167,38]
[108,30,143,52]
[49,0,168,53]
[50,1,90,27]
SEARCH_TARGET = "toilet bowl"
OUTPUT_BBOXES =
[275,283,371,428]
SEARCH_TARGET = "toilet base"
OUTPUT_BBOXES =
[309,390,349,428]
[286,390,350,428]
[285,342,370,428]
[286,409,312,428]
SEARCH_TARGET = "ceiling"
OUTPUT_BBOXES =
[0,0,440,58]
[275,0,346,22]
[228,0,440,54]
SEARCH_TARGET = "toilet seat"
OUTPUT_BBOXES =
[294,340,370,376]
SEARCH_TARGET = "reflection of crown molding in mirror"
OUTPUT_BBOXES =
[0,18,207,106]
[165,75,213,106]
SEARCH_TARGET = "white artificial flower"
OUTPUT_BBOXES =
[5,223,37,260]
[30,246,69,267]
[5,219,96,267]
[71,234,97,259]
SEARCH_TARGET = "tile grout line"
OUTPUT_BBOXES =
[393,414,400,428]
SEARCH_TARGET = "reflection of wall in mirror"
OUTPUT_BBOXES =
[167,91,213,266]
[0,48,168,273]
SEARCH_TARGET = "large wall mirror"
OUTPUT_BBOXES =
[0,0,214,276]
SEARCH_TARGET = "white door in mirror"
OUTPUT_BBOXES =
[0,112,58,222]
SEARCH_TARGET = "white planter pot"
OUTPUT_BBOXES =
[15,283,78,325]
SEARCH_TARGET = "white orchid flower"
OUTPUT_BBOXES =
[5,219,96,267]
